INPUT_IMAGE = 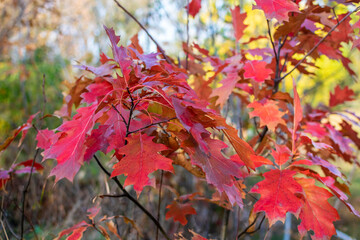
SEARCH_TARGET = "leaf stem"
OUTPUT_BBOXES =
[112,0,173,65]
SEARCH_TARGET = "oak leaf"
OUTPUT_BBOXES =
[243,60,273,83]
[251,169,303,226]
[165,201,196,225]
[254,0,299,22]
[231,6,247,41]
[295,178,340,240]
[329,85,355,107]
[111,133,174,192]
[248,100,286,131]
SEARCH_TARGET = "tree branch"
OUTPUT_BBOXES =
[127,117,176,135]
[112,0,173,65]
[98,194,127,198]
[237,214,265,239]
[20,149,39,239]
[156,170,164,240]
[93,155,171,240]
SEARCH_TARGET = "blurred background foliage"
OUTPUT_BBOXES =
[1,0,360,239]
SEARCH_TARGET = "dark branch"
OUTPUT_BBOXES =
[98,194,127,198]
[127,117,176,135]
[93,155,171,240]
[112,0,173,65]
[20,149,40,239]
[156,170,164,240]
[111,104,127,125]
[237,214,265,239]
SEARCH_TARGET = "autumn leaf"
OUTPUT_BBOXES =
[189,229,209,240]
[254,0,299,22]
[271,144,291,166]
[187,0,202,17]
[210,72,239,107]
[55,221,89,240]
[251,169,303,226]
[0,112,38,152]
[231,6,247,41]
[329,85,355,107]
[111,133,174,192]
[41,105,99,182]
[295,178,339,240]
[248,99,286,132]
[183,137,245,206]
[165,201,196,225]
[243,60,273,83]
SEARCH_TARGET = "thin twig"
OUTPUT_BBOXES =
[276,6,360,82]
[111,104,128,125]
[156,170,164,240]
[1,208,20,239]
[267,20,278,61]
[237,214,265,239]
[20,149,39,239]
[332,7,339,24]
[112,0,172,65]
[127,117,176,135]
[185,0,190,70]
[93,155,171,240]
[99,194,127,198]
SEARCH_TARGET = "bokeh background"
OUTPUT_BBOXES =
[1,0,360,239]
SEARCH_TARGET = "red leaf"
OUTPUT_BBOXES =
[55,221,89,240]
[222,130,256,170]
[189,229,209,240]
[295,178,340,240]
[0,170,10,190]
[251,169,303,226]
[340,121,360,148]
[254,0,299,22]
[36,129,56,150]
[0,112,38,152]
[187,0,202,17]
[183,137,245,206]
[14,160,44,174]
[165,201,196,225]
[41,105,98,182]
[231,6,247,41]
[303,122,327,139]
[329,85,355,107]
[271,144,291,166]
[111,133,174,192]
[243,60,273,83]
[248,99,286,132]
[210,72,239,107]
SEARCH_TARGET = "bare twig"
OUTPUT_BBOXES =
[98,194,127,198]
[1,208,20,239]
[112,0,173,65]
[20,149,40,239]
[237,214,265,239]
[156,170,164,240]
[111,104,128,125]
[127,117,176,135]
